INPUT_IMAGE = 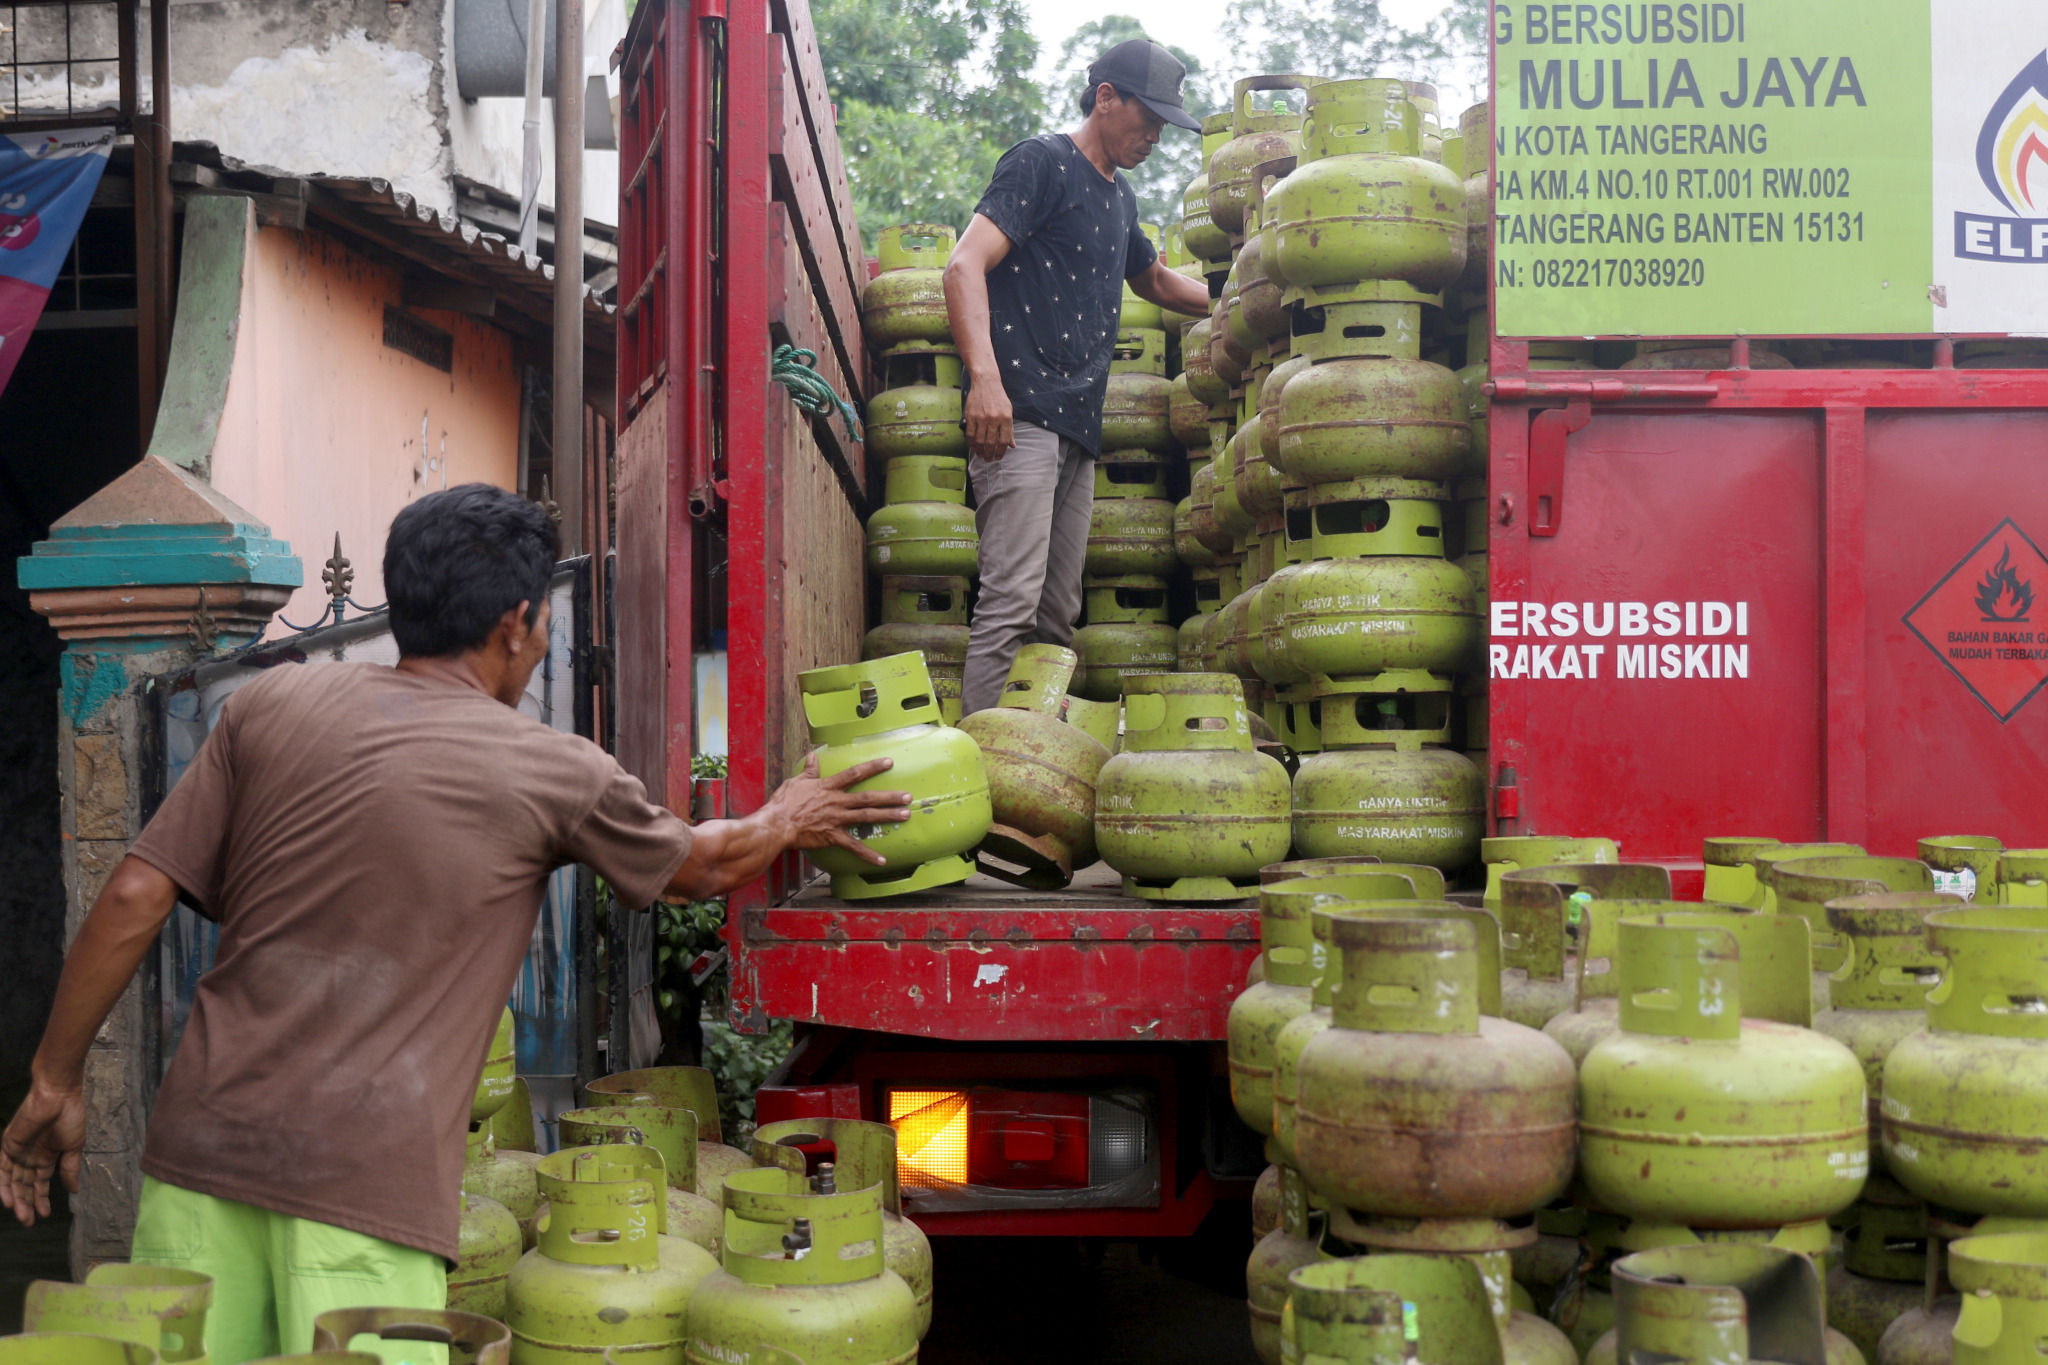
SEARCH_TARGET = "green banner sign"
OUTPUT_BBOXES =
[1490,1,2048,337]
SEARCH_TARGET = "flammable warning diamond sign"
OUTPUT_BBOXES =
[1904,520,2048,722]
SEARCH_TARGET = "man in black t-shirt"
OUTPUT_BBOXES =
[944,39,1212,715]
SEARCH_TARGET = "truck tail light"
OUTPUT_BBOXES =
[885,1087,1157,1211]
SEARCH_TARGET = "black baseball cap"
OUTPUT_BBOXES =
[1087,39,1202,131]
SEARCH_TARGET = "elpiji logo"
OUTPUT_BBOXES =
[1956,50,2048,263]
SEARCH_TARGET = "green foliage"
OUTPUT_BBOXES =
[1216,0,1492,113]
[814,0,1046,247]
[702,1016,794,1140]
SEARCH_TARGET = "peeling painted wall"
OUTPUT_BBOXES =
[7,0,621,224]
[206,225,523,632]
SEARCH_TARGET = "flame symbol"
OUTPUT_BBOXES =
[1976,546,2034,622]
[1978,51,2048,214]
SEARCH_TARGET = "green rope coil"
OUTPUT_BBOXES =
[770,344,863,442]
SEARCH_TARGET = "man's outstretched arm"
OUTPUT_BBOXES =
[1,856,180,1226]
[664,754,912,900]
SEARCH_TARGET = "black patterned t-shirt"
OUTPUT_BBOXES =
[970,133,1158,455]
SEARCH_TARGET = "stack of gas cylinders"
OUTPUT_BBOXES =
[1224,832,2048,1365]
[3,1054,932,1363]
[861,223,979,725]
[1177,75,1491,881]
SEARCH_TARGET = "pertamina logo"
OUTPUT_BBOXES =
[1903,520,2048,722]
[1956,51,2048,263]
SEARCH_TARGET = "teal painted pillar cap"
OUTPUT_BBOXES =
[20,455,301,649]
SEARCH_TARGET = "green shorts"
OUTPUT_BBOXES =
[130,1176,449,1365]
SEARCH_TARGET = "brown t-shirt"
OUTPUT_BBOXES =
[129,662,692,1260]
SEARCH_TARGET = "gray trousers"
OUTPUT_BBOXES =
[960,421,1095,716]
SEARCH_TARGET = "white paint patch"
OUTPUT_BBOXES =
[176,30,452,212]
[974,963,1008,988]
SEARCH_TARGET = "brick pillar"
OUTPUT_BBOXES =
[20,455,299,1272]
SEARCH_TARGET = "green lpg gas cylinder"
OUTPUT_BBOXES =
[1703,836,1782,905]
[1183,113,1238,265]
[1827,1182,1933,1360]
[1459,103,1491,293]
[1746,843,1868,912]
[1947,1233,2048,1365]
[22,1267,210,1365]
[1159,223,1209,326]
[1086,468,1177,579]
[1811,894,1951,1170]
[1210,76,1322,238]
[1073,577,1180,701]
[1482,836,1620,908]
[1189,456,1237,559]
[1229,871,1424,1135]
[1266,79,1467,294]
[1882,909,2048,1220]
[1274,543,1478,685]
[862,576,971,726]
[1272,899,1495,1168]
[1095,673,1290,900]
[865,347,966,460]
[958,644,1111,888]
[1296,915,1576,1219]
[474,1007,518,1125]
[1276,301,1470,486]
[465,1126,542,1248]
[1876,1296,1960,1365]
[1497,863,1673,1028]
[450,1189,523,1319]
[1403,80,1445,161]
[860,224,955,349]
[1180,573,1223,673]
[1252,1163,1283,1239]
[752,1118,934,1339]
[1121,223,1166,331]
[1918,836,2002,903]
[1768,857,1935,1011]
[1102,330,1174,452]
[1605,1244,1832,1365]
[558,1106,723,1255]
[1177,493,1221,569]
[1291,745,1484,872]
[1263,859,1446,896]
[1247,1166,1322,1365]
[1994,850,2048,906]
[1578,918,1869,1230]
[864,458,978,578]
[506,1147,719,1365]
[1184,316,1228,408]
[0,1341,159,1365]
[1545,903,1816,1067]
[1285,1255,1503,1365]
[795,652,991,899]
[310,1307,510,1363]
[685,1168,919,1365]
[582,1066,757,1204]
[1238,161,1297,347]
[1170,373,1211,450]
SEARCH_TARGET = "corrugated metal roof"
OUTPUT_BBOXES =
[177,141,616,336]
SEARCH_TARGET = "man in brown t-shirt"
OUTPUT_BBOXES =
[0,485,909,1362]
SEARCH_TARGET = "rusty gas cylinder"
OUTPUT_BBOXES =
[1882,908,2048,1221]
[1768,855,1935,1013]
[582,1065,755,1204]
[557,1104,723,1255]
[1702,835,1783,905]
[1811,893,1951,1170]
[1209,75,1322,238]
[1497,863,1673,1029]
[1182,113,1237,265]
[1095,673,1291,901]
[865,345,967,460]
[1245,1166,1321,1365]
[1459,102,1491,293]
[1073,577,1180,702]
[860,224,956,349]
[1266,79,1467,295]
[1295,914,1577,1219]
[958,644,1110,889]
[1276,299,1469,486]
[1578,916,1868,1230]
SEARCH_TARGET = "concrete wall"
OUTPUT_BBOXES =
[10,0,623,225]
[205,225,524,631]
